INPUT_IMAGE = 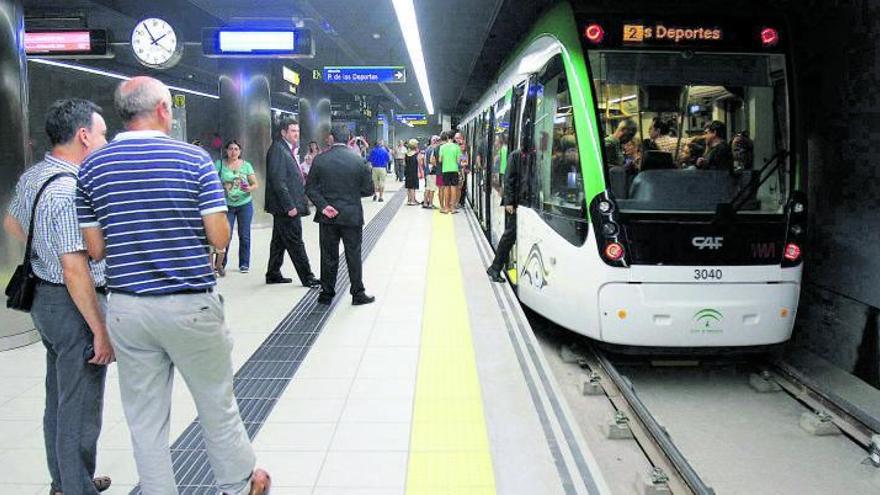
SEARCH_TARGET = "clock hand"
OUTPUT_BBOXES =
[143,25,157,43]
[152,32,169,45]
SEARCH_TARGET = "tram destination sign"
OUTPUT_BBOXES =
[622,23,723,44]
[324,66,407,84]
[580,16,787,51]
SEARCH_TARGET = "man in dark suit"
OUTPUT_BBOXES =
[264,117,320,287]
[487,148,528,283]
[306,124,375,305]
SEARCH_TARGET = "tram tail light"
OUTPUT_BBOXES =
[585,24,605,44]
[604,242,625,261]
[783,243,801,262]
[761,27,779,47]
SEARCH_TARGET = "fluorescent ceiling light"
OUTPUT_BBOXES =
[392,0,434,115]
[608,94,637,104]
[271,107,296,115]
[28,58,219,99]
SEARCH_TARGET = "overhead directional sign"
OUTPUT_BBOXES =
[323,66,406,84]
[396,113,428,125]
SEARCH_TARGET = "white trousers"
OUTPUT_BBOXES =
[107,291,255,495]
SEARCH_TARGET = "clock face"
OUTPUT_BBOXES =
[131,18,183,69]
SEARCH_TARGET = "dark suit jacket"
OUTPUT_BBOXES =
[306,144,374,226]
[502,149,528,207]
[264,139,309,216]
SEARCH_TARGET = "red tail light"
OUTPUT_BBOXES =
[783,243,801,261]
[604,242,624,261]
[761,27,779,47]
[585,24,605,44]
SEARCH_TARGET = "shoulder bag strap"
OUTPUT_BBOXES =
[22,172,77,266]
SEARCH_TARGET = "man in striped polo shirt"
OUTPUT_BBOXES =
[76,77,270,495]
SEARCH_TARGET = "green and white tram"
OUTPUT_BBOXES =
[461,3,805,348]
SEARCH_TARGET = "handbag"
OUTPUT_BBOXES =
[5,172,76,312]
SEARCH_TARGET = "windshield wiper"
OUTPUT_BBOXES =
[713,149,789,224]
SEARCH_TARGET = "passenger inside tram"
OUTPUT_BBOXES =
[590,50,791,214]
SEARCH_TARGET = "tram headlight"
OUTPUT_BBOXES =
[598,200,613,214]
[791,202,805,214]
[790,224,803,236]
[584,24,605,44]
[604,242,625,261]
[761,27,780,47]
[783,243,801,262]
[601,222,619,237]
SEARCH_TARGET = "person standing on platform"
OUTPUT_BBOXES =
[438,131,462,214]
[4,98,113,495]
[394,140,407,181]
[404,139,421,205]
[76,77,271,495]
[306,124,376,306]
[422,135,440,209]
[487,148,525,283]
[264,117,321,287]
[215,139,258,275]
[368,139,391,202]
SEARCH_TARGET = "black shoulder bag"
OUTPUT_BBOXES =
[5,172,76,312]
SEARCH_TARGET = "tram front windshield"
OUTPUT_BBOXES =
[588,51,791,214]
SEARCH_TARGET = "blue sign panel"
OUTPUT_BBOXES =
[324,66,406,84]
[396,113,426,121]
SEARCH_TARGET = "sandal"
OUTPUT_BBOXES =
[50,476,112,495]
[249,469,271,495]
[93,476,112,492]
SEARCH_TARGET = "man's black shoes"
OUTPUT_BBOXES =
[352,294,376,306]
[317,293,333,305]
[266,276,293,284]
[486,268,506,283]
[304,278,322,289]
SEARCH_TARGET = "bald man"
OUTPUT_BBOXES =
[76,77,270,495]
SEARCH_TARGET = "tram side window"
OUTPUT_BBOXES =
[533,56,584,217]
[492,94,512,194]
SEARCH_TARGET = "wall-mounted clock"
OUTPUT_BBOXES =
[131,17,183,69]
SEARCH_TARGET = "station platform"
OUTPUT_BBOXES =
[0,179,609,495]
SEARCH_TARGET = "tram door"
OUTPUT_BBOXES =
[477,111,491,232]
[489,94,511,247]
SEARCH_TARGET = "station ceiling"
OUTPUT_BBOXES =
[22,0,507,116]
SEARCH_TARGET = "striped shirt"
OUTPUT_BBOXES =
[76,130,227,295]
[7,154,107,286]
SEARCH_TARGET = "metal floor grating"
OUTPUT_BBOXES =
[131,190,406,494]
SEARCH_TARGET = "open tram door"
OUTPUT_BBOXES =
[495,81,528,286]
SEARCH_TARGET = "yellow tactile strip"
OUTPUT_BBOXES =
[406,214,497,495]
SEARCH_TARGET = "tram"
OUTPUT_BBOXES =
[460,2,805,348]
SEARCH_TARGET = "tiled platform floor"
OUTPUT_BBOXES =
[0,178,608,494]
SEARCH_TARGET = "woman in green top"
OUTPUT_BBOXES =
[215,139,258,275]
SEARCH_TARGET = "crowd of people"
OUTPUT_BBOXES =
[2,76,387,495]
[605,117,755,174]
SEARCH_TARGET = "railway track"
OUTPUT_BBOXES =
[554,339,880,494]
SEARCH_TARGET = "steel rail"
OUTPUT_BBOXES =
[770,360,880,450]
[582,346,716,495]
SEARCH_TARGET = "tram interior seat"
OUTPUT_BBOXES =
[640,151,675,171]
[617,169,760,211]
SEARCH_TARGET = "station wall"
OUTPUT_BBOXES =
[786,0,880,384]
[26,63,220,159]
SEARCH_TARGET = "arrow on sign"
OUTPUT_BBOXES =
[394,71,404,80]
